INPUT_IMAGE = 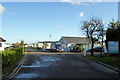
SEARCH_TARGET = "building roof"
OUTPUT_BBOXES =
[61,36,90,44]
[38,41,58,43]
[0,37,6,42]
[38,41,44,43]
[44,41,58,43]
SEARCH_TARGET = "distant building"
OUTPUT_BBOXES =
[32,43,38,48]
[59,36,101,51]
[43,41,57,50]
[118,1,120,20]
[4,43,12,48]
[0,37,6,51]
[37,41,58,50]
[37,42,44,48]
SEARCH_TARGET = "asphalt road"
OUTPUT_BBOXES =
[11,48,120,80]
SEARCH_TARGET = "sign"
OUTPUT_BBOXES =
[104,44,107,53]
[84,45,86,56]
[108,41,119,53]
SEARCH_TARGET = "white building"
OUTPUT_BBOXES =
[43,41,57,50]
[4,43,12,48]
[37,42,44,48]
[27,43,34,47]
[0,37,6,51]
[118,1,120,20]
[32,43,38,48]
[59,36,101,51]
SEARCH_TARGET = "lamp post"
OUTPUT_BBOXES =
[50,34,52,51]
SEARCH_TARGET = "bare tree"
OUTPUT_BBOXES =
[81,16,104,56]
[97,21,106,57]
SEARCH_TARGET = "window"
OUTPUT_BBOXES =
[0,43,2,47]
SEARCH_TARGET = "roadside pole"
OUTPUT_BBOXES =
[84,44,86,56]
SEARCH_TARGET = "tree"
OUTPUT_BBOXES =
[98,27,106,45]
[106,19,120,57]
[107,19,120,41]
[81,16,104,56]
[108,19,116,29]
[96,20,106,57]
[12,42,19,46]
[20,40,24,47]
[108,19,120,29]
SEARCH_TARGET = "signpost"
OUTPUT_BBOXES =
[84,44,86,56]
[108,41,119,54]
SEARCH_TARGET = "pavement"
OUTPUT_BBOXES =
[10,48,120,80]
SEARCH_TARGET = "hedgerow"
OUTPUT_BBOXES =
[2,47,24,68]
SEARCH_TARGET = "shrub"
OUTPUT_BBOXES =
[2,47,24,68]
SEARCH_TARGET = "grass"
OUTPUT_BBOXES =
[85,55,120,69]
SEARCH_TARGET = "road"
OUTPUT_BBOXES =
[11,48,120,80]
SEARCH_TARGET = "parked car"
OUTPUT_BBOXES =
[11,45,19,48]
[51,43,63,52]
[87,47,103,52]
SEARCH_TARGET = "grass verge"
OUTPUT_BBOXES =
[85,56,120,69]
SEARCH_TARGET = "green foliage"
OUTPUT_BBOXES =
[76,46,81,50]
[106,19,120,41]
[20,40,24,46]
[86,56,120,69]
[108,19,120,29]
[106,19,120,54]
[2,47,24,68]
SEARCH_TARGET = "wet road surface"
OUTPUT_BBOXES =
[11,48,120,79]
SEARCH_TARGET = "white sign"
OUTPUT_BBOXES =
[108,41,119,53]
[104,44,107,53]
[84,45,86,56]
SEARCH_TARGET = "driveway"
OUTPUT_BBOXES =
[11,48,120,79]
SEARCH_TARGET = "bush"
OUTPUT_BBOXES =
[2,47,24,68]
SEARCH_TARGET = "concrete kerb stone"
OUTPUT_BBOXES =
[76,55,120,75]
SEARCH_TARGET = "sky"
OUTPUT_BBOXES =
[1,2,119,43]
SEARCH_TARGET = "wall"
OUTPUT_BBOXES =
[38,43,43,48]
[59,38,70,51]
[0,42,5,51]
[44,43,51,50]
[33,43,38,48]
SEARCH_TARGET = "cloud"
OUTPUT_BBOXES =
[88,0,102,2]
[60,0,113,6]
[80,12,84,17]
[0,5,5,14]
[61,0,88,6]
